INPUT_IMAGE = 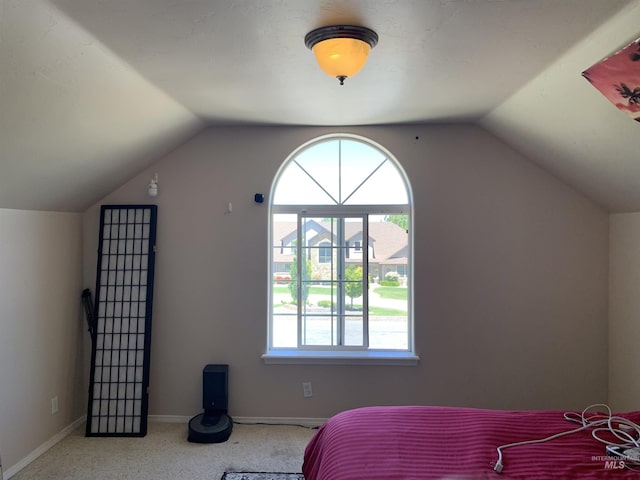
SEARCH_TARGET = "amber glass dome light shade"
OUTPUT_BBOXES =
[305,25,378,85]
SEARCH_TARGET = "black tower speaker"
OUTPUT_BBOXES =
[188,364,233,443]
[203,364,228,412]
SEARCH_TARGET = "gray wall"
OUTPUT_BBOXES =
[0,209,85,471]
[83,124,609,419]
[609,213,640,412]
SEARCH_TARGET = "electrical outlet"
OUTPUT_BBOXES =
[302,382,313,398]
[51,396,59,414]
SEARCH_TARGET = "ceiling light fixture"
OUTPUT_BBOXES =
[305,25,378,85]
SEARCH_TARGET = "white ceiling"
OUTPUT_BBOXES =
[2,0,639,212]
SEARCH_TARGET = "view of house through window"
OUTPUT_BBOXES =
[269,135,412,355]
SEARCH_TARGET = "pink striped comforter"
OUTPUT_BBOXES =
[302,406,640,479]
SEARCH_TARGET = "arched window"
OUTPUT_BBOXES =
[266,135,415,363]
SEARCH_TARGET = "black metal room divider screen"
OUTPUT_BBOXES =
[86,205,157,436]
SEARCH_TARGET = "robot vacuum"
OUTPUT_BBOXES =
[188,364,233,443]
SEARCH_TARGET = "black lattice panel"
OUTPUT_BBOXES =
[86,205,157,436]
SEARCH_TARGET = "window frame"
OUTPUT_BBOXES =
[264,134,418,365]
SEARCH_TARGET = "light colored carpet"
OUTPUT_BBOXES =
[221,474,304,480]
[10,422,315,480]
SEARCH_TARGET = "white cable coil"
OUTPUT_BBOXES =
[493,404,640,473]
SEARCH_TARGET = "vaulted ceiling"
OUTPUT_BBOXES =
[2,0,639,212]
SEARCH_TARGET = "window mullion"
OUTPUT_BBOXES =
[338,139,342,204]
[342,158,388,205]
[296,214,303,348]
[337,217,345,346]
[362,215,369,349]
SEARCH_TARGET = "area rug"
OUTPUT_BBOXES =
[221,473,304,480]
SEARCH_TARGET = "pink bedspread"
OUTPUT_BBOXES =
[302,406,640,479]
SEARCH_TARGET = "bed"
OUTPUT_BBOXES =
[302,405,640,479]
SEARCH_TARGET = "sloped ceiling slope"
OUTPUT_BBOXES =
[481,1,640,213]
[1,0,636,212]
[1,0,204,212]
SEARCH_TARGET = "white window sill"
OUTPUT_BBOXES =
[262,349,419,366]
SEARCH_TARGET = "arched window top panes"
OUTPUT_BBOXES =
[273,137,409,206]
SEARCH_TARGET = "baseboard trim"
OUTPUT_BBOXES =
[4,416,85,480]
[149,415,326,428]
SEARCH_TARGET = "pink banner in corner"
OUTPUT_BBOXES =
[582,37,640,122]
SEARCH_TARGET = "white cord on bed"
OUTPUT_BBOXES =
[492,404,640,474]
